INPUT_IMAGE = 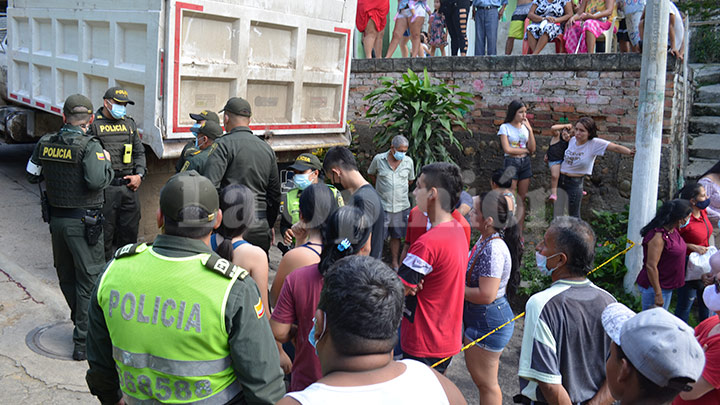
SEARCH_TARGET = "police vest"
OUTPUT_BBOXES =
[37,128,104,209]
[282,185,342,225]
[97,244,246,404]
[90,111,137,174]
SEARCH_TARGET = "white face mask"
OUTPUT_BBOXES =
[703,284,720,313]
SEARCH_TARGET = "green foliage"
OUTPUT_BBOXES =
[689,25,720,64]
[518,207,641,312]
[364,68,473,173]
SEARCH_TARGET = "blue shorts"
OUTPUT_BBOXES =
[503,156,532,180]
[463,295,515,352]
[548,160,563,167]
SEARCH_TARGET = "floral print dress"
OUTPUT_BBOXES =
[526,0,569,41]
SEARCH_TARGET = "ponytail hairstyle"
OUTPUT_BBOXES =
[640,199,692,237]
[299,183,338,230]
[504,100,526,124]
[479,189,523,299]
[576,117,598,139]
[318,205,371,276]
[216,184,256,261]
[675,181,704,202]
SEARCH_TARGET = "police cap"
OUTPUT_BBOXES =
[63,94,93,116]
[103,86,135,105]
[197,121,223,140]
[189,110,220,124]
[160,171,219,224]
[288,153,322,172]
[219,97,251,117]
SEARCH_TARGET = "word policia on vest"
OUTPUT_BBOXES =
[98,123,130,133]
[108,290,203,333]
[41,145,78,162]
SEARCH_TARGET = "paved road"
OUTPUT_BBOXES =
[0,143,523,404]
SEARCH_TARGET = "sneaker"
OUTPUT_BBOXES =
[72,348,86,361]
[548,194,557,201]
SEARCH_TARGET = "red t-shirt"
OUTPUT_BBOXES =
[679,210,714,256]
[673,315,720,405]
[405,206,471,248]
[271,264,323,392]
[399,220,469,358]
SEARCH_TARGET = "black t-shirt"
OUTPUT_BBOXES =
[547,139,569,162]
[349,184,385,259]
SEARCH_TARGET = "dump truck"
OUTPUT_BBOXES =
[0,0,356,160]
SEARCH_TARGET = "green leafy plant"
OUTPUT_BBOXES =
[364,68,473,173]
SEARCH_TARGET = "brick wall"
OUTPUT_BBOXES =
[348,54,689,220]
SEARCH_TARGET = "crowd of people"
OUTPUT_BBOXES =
[357,0,685,57]
[27,90,720,405]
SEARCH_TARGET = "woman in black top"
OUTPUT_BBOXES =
[544,123,572,201]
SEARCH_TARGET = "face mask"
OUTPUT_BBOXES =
[696,199,711,210]
[536,251,562,277]
[109,103,126,119]
[394,151,406,161]
[190,123,201,135]
[679,217,691,228]
[702,284,720,313]
[308,314,326,356]
[293,173,312,190]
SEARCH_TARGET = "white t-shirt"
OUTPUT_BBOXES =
[285,359,449,405]
[498,123,529,157]
[668,2,684,52]
[560,137,610,176]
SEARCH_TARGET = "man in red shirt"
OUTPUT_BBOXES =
[397,162,469,374]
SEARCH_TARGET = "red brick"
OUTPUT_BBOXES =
[554,104,575,113]
[577,105,600,114]
[600,72,623,79]
[603,107,626,115]
[623,71,641,78]
[620,136,636,142]
[603,134,620,141]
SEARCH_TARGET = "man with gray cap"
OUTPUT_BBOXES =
[176,121,223,174]
[175,110,221,172]
[602,304,705,404]
[88,86,147,261]
[203,97,281,253]
[86,171,285,404]
[26,94,114,361]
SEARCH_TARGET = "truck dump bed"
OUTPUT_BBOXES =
[6,0,356,158]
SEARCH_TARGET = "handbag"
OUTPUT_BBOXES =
[686,246,718,281]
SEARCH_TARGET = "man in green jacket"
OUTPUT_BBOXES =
[177,121,223,173]
[202,97,281,253]
[86,171,285,404]
[175,110,221,172]
[26,94,114,361]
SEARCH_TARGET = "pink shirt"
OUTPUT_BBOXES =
[271,264,324,392]
[636,227,687,290]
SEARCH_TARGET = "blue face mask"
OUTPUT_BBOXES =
[109,103,127,119]
[679,217,691,228]
[308,314,326,356]
[696,199,711,210]
[190,123,201,135]
[536,251,562,277]
[293,173,312,190]
[394,151,406,161]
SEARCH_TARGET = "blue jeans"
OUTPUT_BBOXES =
[638,285,673,311]
[674,280,710,323]
[463,296,515,352]
[473,6,499,55]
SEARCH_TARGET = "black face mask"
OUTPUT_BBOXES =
[696,199,711,210]
[330,171,345,192]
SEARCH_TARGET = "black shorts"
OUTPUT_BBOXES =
[401,351,453,374]
[617,18,629,42]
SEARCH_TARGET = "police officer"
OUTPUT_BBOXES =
[281,153,344,245]
[203,97,281,253]
[88,86,147,260]
[86,171,285,404]
[26,94,113,361]
[177,121,223,174]
[175,110,221,172]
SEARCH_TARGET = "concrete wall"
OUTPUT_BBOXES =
[347,54,690,222]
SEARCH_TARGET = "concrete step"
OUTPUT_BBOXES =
[687,158,717,179]
[689,116,720,134]
[697,84,720,103]
[693,64,720,86]
[689,134,720,159]
[693,103,720,117]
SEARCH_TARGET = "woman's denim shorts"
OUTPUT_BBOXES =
[463,295,515,352]
[503,156,533,180]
